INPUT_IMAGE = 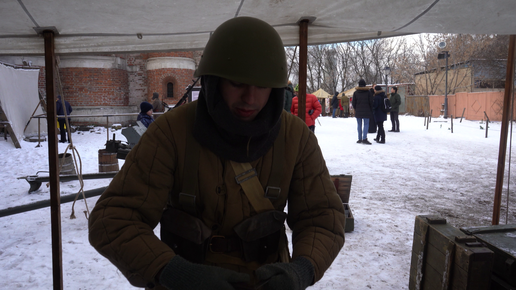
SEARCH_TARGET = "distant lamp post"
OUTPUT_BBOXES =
[384,66,391,88]
[438,41,450,118]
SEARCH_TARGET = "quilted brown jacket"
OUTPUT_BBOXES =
[88,101,345,288]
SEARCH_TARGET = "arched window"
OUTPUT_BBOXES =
[167,82,174,99]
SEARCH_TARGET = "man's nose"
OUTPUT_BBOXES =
[241,85,259,104]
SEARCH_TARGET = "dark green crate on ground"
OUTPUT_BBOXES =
[409,215,494,290]
[343,203,354,232]
[331,174,352,203]
[461,224,516,289]
[331,175,354,232]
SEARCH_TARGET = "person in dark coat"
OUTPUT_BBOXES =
[283,80,294,113]
[372,85,388,143]
[388,86,401,132]
[56,95,72,143]
[151,92,164,113]
[351,79,374,144]
[137,101,154,128]
[331,91,339,118]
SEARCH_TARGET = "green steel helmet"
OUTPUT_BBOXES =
[194,17,287,88]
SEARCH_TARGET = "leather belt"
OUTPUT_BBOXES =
[209,235,242,253]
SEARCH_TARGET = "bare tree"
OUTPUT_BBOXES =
[285,33,508,96]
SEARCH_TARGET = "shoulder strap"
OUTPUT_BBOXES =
[229,120,285,213]
[179,104,200,216]
[180,110,286,215]
[230,161,274,213]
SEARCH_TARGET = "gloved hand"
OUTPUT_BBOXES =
[255,257,314,290]
[159,255,250,290]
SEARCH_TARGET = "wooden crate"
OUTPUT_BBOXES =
[461,224,516,288]
[331,175,353,232]
[331,174,352,203]
[343,203,354,232]
[409,215,494,290]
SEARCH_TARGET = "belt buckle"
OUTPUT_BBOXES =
[209,235,226,253]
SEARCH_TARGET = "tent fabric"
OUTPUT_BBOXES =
[341,88,357,98]
[312,88,332,99]
[0,0,515,55]
[0,63,46,147]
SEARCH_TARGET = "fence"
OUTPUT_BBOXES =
[405,91,515,121]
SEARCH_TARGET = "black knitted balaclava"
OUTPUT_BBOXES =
[193,75,283,162]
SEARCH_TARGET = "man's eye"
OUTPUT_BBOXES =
[229,81,243,87]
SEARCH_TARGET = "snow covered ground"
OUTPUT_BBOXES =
[1,115,515,289]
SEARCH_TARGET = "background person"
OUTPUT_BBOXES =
[137,101,154,128]
[351,79,373,144]
[56,95,72,143]
[372,85,387,143]
[284,80,294,113]
[331,91,339,118]
[291,85,322,133]
[389,86,401,132]
[152,92,164,120]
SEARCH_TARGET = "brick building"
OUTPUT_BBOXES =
[0,51,201,126]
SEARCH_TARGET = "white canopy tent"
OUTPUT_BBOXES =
[1,0,516,55]
[1,1,515,289]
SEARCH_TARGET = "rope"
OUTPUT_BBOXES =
[506,72,515,224]
[54,57,89,220]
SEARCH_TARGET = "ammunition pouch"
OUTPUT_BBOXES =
[233,210,287,263]
[161,208,287,265]
[160,207,212,263]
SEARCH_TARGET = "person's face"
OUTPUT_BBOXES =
[146,109,153,116]
[391,88,396,94]
[219,78,271,121]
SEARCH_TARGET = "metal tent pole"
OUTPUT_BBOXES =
[42,29,63,290]
[492,35,516,225]
[297,18,309,123]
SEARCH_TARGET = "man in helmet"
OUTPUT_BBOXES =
[89,17,345,290]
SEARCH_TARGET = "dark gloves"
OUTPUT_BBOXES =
[159,255,250,290]
[255,257,314,290]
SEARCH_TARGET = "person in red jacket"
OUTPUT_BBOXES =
[291,85,322,132]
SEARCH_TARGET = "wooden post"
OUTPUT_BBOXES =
[36,117,43,148]
[426,116,429,130]
[460,108,465,123]
[424,114,427,126]
[493,34,516,225]
[451,115,453,133]
[429,109,432,123]
[484,111,489,138]
[298,19,308,123]
[43,30,63,290]
[106,115,109,142]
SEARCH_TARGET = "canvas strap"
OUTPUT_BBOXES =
[179,104,200,216]
[229,121,285,213]
[180,106,285,216]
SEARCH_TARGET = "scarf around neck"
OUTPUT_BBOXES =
[193,75,284,162]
